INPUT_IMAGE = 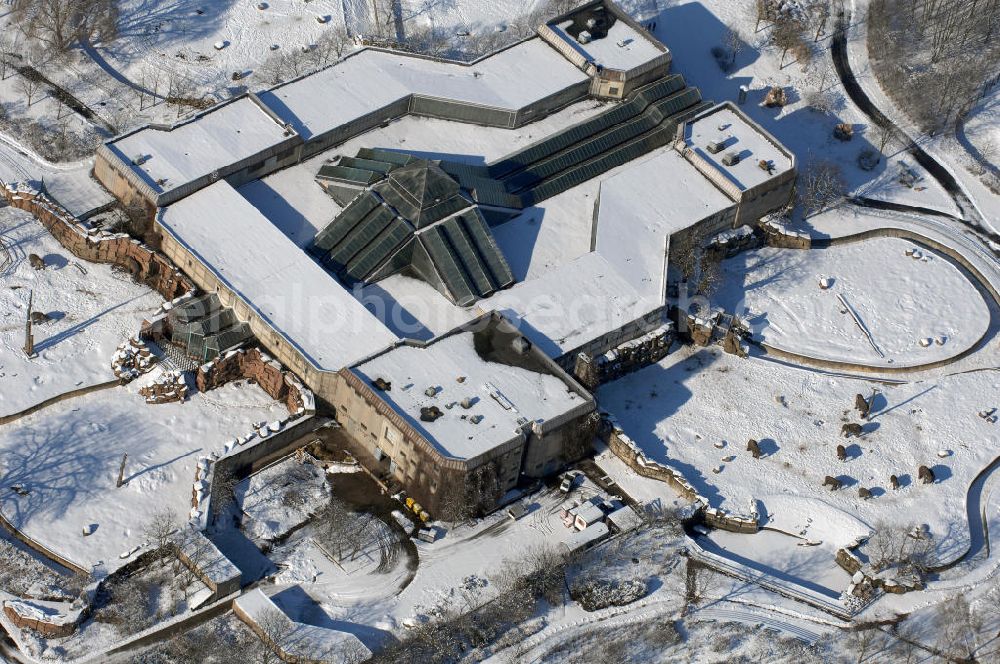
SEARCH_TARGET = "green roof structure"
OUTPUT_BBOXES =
[310,163,515,307]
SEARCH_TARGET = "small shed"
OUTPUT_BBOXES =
[573,501,606,531]
[605,506,643,534]
[560,522,609,555]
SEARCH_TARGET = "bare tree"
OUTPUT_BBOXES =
[11,0,118,52]
[211,463,240,523]
[142,507,178,566]
[315,24,352,66]
[0,32,17,82]
[864,522,934,582]
[16,73,41,107]
[754,0,773,32]
[846,625,885,663]
[106,104,135,135]
[315,499,375,562]
[933,594,977,661]
[723,28,745,70]
[250,607,293,664]
[772,18,807,68]
[173,528,214,600]
[872,117,895,159]
[799,159,847,216]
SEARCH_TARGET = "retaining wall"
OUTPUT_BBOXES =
[602,419,759,533]
[0,379,120,425]
[0,183,193,302]
[2,603,80,639]
[0,509,87,576]
[196,347,315,416]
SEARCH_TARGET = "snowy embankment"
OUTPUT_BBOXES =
[0,378,287,574]
[715,237,990,367]
[0,207,162,419]
[842,0,1000,233]
[598,345,1000,563]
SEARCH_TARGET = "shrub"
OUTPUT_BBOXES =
[571,578,648,611]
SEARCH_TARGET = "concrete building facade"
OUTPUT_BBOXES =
[328,313,597,518]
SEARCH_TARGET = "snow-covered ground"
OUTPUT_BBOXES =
[963,89,1000,175]
[715,237,990,366]
[237,457,330,542]
[0,206,162,418]
[598,344,1000,564]
[0,376,287,574]
[266,478,623,636]
[87,0,347,90]
[839,0,1000,233]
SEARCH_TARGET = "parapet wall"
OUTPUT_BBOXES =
[0,182,193,301]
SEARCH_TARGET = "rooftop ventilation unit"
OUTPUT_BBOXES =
[706,140,725,154]
[470,414,483,424]
[424,386,438,397]
[722,152,741,166]
[460,397,474,409]
[578,30,592,44]
[420,406,444,422]
[373,377,391,391]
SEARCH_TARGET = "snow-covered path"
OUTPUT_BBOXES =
[841,0,1000,237]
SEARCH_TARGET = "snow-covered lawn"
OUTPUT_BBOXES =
[598,345,1000,562]
[0,206,162,418]
[237,457,330,542]
[0,376,287,573]
[715,237,990,366]
[93,0,348,88]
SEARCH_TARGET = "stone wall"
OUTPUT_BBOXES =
[573,324,675,390]
[602,416,759,533]
[196,347,315,416]
[3,602,81,639]
[760,217,811,249]
[0,183,193,301]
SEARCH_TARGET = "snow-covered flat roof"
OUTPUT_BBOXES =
[550,18,664,71]
[236,589,372,661]
[158,181,398,371]
[108,97,292,195]
[2,598,83,628]
[483,252,661,359]
[352,324,589,460]
[595,149,732,299]
[258,39,589,141]
[683,105,794,191]
[177,528,241,586]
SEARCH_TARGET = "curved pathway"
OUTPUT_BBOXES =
[753,201,1000,380]
[831,1,993,240]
